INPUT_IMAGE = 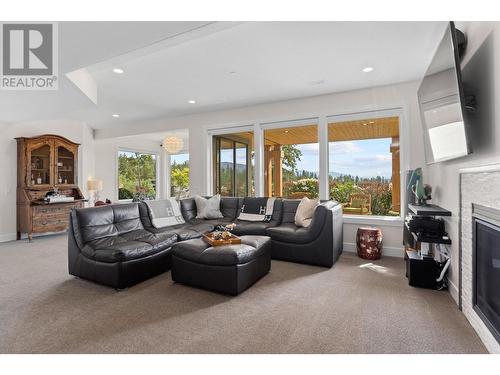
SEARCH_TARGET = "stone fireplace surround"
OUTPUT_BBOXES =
[460,164,500,353]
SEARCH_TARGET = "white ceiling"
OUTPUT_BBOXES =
[0,21,213,123]
[0,21,447,128]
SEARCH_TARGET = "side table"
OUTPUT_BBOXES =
[356,227,383,260]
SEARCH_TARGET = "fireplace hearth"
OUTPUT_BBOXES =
[472,204,500,345]
[460,166,500,352]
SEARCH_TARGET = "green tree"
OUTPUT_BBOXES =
[171,161,190,198]
[329,180,363,204]
[118,152,157,199]
[281,145,303,188]
[281,145,302,174]
[287,178,319,198]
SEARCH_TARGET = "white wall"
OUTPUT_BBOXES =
[80,124,96,199]
[95,81,425,256]
[423,22,500,303]
[93,136,164,202]
[0,120,95,242]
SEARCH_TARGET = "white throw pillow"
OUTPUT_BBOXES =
[195,195,224,219]
[294,197,319,227]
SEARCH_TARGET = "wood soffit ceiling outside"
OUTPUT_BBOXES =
[328,116,400,142]
[264,117,399,145]
[216,116,400,147]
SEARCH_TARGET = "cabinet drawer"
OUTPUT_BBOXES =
[33,204,74,218]
[32,215,69,233]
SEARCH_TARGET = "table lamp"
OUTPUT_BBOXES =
[87,179,103,206]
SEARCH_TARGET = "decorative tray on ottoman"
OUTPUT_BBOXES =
[202,232,241,246]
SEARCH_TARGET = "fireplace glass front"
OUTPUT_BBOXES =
[473,207,500,344]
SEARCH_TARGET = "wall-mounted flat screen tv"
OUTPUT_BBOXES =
[417,21,471,164]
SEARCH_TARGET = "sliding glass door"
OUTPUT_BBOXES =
[213,133,253,197]
[218,138,235,196]
[235,142,248,196]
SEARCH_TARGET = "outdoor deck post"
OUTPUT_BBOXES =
[390,137,400,213]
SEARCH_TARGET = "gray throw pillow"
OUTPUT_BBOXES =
[195,195,224,219]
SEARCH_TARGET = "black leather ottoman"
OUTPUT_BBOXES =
[171,235,271,295]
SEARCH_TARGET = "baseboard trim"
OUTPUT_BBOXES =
[0,231,67,243]
[0,233,17,243]
[343,242,404,258]
[448,278,459,305]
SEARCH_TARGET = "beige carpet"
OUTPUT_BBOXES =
[0,234,486,354]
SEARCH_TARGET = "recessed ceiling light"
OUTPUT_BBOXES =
[188,100,196,104]
[362,67,374,73]
[112,114,120,118]
[113,68,124,74]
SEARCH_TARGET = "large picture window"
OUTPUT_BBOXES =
[118,150,158,200]
[328,116,400,216]
[263,124,319,199]
[208,114,402,218]
[170,153,190,199]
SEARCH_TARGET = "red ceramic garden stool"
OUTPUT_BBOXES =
[356,227,383,260]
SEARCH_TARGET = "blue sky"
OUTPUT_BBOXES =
[294,138,393,178]
[171,153,189,164]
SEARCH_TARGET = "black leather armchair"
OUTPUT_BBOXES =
[68,203,177,289]
[266,200,343,267]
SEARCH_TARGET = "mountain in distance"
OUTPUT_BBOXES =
[220,164,344,178]
[220,162,247,173]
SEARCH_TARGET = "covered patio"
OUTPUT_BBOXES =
[212,116,400,215]
[263,117,399,212]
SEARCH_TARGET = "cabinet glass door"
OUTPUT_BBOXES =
[56,146,76,185]
[29,144,51,186]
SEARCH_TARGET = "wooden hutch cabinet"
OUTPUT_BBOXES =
[16,135,86,241]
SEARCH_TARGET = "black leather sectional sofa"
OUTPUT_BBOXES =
[68,197,343,289]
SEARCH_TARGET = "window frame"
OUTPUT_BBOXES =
[207,125,255,196]
[116,147,160,201]
[326,108,405,221]
[205,108,406,222]
[260,118,320,199]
